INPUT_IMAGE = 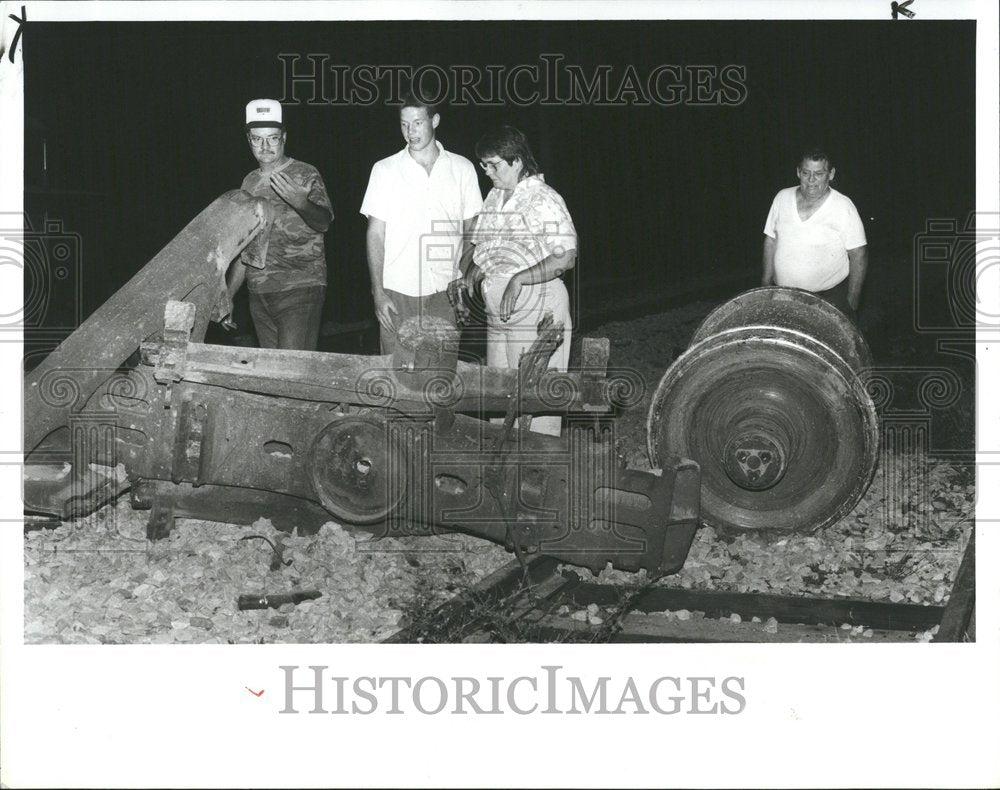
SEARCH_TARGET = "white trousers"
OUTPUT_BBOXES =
[483,275,572,436]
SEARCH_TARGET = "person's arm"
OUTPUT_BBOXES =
[761,191,781,286]
[458,216,485,292]
[365,216,397,333]
[498,247,577,322]
[226,258,247,298]
[458,162,484,279]
[846,245,868,311]
[458,216,478,274]
[762,234,776,286]
[268,171,332,232]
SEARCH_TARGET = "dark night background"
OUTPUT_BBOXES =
[23,21,976,365]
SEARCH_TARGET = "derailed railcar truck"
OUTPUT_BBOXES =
[22,191,878,577]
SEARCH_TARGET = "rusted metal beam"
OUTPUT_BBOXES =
[137,340,613,414]
[24,190,270,453]
[107,368,698,573]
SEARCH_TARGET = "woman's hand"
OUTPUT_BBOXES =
[499,272,525,322]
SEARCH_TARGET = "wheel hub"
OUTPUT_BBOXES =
[723,432,785,490]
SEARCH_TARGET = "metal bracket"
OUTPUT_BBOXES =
[512,466,550,555]
[142,300,197,408]
[170,397,211,485]
[146,494,176,540]
[510,521,542,556]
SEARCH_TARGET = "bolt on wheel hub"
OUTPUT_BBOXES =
[723,432,785,490]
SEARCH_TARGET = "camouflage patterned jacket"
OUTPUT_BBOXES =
[240,158,332,293]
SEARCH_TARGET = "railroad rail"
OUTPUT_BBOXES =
[385,532,975,644]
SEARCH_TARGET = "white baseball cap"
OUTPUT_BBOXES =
[245,99,284,129]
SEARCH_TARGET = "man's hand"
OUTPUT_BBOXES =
[499,272,524,323]
[271,172,332,232]
[269,171,311,211]
[372,290,398,334]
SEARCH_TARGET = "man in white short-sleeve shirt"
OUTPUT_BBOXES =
[361,93,483,354]
[762,148,868,319]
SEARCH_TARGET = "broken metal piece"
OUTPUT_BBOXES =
[239,534,293,571]
[484,315,566,570]
[237,590,322,610]
[23,462,128,520]
[129,480,333,535]
[146,494,175,541]
[446,277,471,326]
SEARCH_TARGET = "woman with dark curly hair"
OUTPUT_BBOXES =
[461,125,577,436]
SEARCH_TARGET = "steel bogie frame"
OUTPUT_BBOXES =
[23,192,702,577]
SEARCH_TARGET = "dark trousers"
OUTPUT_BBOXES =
[379,289,457,356]
[815,278,856,323]
[248,286,325,350]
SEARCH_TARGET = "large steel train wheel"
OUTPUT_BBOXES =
[309,414,408,525]
[647,287,879,533]
[689,286,872,372]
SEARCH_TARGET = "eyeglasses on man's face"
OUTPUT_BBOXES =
[798,169,830,182]
[479,158,506,172]
[248,134,283,147]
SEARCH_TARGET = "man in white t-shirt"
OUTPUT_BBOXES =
[762,148,868,319]
[361,93,483,354]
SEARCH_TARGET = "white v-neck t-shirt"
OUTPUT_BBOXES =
[763,186,867,292]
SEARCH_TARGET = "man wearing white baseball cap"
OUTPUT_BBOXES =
[219,99,333,350]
